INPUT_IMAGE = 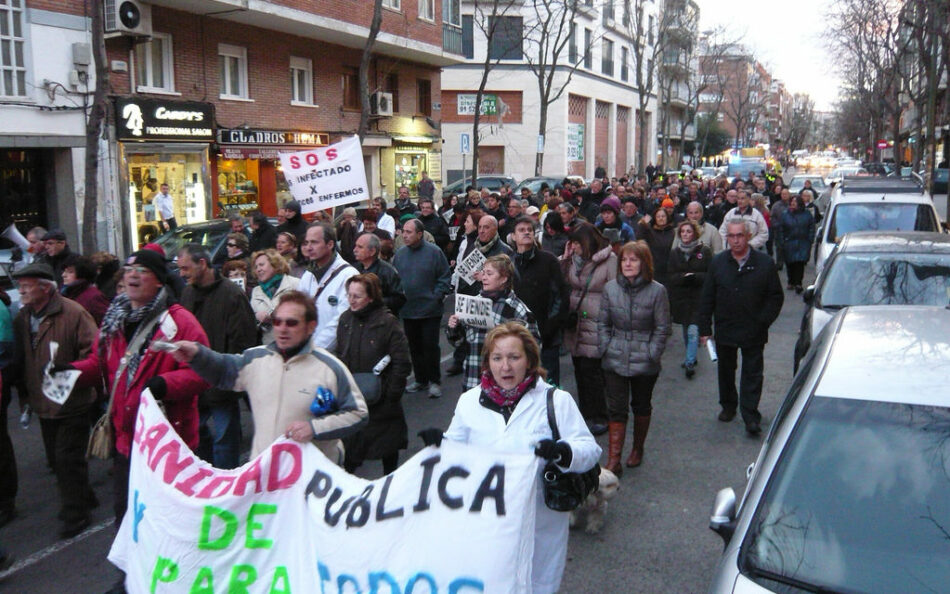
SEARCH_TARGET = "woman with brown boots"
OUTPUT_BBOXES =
[597,241,671,476]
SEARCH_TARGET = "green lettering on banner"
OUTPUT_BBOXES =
[198,506,238,550]
[246,503,278,549]
[150,556,179,593]
[228,564,258,593]
[189,567,215,594]
[270,567,292,594]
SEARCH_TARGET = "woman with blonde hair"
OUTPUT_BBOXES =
[435,322,600,593]
[598,240,671,474]
[249,248,300,343]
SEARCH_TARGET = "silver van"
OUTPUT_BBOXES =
[708,305,950,593]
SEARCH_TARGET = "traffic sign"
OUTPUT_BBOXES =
[460,133,471,155]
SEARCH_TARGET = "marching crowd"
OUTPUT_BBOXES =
[0,166,807,591]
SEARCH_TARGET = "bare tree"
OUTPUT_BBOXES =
[83,0,110,254]
[626,0,665,174]
[783,96,816,152]
[522,0,584,175]
[357,0,385,141]
[694,27,743,159]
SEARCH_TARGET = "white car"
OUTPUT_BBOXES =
[824,166,867,186]
[814,180,942,275]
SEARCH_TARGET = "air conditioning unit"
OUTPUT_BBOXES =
[104,0,153,39]
[370,92,394,117]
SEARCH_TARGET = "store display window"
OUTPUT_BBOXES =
[216,157,260,214]
[394,150,427,194]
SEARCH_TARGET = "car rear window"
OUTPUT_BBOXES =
[828,203,938,241]
[819,252,950,307]
[154,225,229,260]
[740,396,950,593]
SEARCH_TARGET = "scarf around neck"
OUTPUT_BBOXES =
[677,238,700,254]
[480,371,537,409]
[477,234,499,254]
[260,274,283,299]
[99,287,170,382]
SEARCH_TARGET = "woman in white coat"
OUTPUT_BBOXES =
[437,322,601,593]
[249,249,299,344]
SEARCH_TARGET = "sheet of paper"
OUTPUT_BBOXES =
[42,341,81,405]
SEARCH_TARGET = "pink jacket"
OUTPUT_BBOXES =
[73,304,210,457]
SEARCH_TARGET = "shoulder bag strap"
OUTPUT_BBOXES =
[313,263,351,300]
[571,270,595,315]
[105,311,164,416]
[545,387,560,441]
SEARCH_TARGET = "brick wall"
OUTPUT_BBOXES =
[29,0,84,16]
[595,100,609,174]
[105,6,442,132]
[568,94,587,176]
[616,105,629,174]
[269,0,442,47]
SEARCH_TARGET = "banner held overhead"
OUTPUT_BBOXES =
[278,136,370,214]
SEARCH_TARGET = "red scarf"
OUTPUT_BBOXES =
[480,372,537,408]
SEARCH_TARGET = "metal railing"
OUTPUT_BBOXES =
[443,24,463,55]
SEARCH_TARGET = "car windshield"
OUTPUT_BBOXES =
[153,224,230,261]
[819,252,950,308]
[788,178,825,192]
[741,396,950,593]
[828,203,938,241]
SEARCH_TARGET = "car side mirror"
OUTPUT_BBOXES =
[709,487,737,544]
[802,285,815,303]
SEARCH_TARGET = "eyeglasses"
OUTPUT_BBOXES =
[271,317,303,328]
[226,243,239,248]
[123,265,150,275]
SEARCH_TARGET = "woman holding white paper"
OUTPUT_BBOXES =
[446,255,540,391]
[433,322,600,594]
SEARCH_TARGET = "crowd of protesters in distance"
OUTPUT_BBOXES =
[0,164,800,588]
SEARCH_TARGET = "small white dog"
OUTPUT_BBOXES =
[569,468,620,534]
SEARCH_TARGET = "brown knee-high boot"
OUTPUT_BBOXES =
[626,415,651,467]
[605,422,626,477]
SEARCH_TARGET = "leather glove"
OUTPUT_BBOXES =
[145,376,167,400]
[49,363,75,374]
[535,439,573,466]
[418,428,444,447]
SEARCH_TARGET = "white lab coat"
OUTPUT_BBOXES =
[298,253,358,350]
[444,379,601,593]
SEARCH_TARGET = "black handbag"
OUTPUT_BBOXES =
[541,387,600,512]
[352,372,382,406]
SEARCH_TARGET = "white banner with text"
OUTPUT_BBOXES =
[278,136,370,213]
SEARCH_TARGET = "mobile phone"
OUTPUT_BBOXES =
[151,340,180,352]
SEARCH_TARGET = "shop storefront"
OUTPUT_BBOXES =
[114,97,215,247]
[388,135,441,196]
[215,129,330,217]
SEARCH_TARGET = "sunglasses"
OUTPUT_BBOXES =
[271,317,303,328]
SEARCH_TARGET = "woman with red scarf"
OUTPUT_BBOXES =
[425,322,600,593]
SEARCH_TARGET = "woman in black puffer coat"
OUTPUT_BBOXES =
[668,220,712,378]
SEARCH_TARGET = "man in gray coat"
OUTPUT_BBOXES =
[393,219,452,399]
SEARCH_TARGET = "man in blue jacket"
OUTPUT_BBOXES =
[393,219,452,399]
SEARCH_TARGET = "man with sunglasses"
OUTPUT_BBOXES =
[171,291,367,465]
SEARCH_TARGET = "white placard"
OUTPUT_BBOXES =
[42,342,81,405]
[278,136,370,214]
[108,391,539,593]
[448,226,460,241]
[455,249,487,286]
[454,294,495,330]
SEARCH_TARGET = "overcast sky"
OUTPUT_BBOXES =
[693,0,840,111]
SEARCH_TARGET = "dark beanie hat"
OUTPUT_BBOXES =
[285,200,302,216]
[125,250,167,285]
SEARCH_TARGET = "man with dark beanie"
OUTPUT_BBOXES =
[276,199,308,244]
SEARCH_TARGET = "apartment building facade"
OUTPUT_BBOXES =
[656,0,698,169]
[441,0,659,183]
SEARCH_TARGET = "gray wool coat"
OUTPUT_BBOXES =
[597,275,672,377]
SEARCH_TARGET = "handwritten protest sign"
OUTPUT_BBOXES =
[278,136,369,214]
[109,391,539,593]
[42,342,80,405]
[448,226,460,241]
[455,294,495,330]
[455,249,487,286]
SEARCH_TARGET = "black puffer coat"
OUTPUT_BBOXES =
[667,243,712,326]
[334,303,411,463]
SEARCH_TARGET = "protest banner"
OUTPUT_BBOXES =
[455,294,495,330]
[455,249,486,286]
[109,391,539,593]
[278,136,369,214]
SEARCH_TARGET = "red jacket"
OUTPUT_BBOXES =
[73,304,210,457]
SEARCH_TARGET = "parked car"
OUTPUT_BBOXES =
[513,176,564,197]
[708,304,950,594]
[785,174,827,196]
[794,231,950,370]
[930,167,948,194]
[814,179,941,275]
[823,166,868,186]
[151,218,275,268]
[440,175,518,201]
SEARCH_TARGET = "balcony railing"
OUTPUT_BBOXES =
[443,24,463,55]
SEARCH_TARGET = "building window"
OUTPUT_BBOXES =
[462,15,474,59]
[136,33,174,92]
[583,28,592,70]
[417,78,432,116]
[488,16,523,60]
[385,72,400,113]
[569,23,577,63]
[602,38,614,76]
[648,15,655,46]
[622,0,630,26]
[382,0,400,9]
[290,56,312,105]
[0,0,27,97]
[602,0,614,24]
[218,44,248,99]
[621,47,629,82]
[444,0,461,26]
[419,0,434,21]
[342,69,360,110]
